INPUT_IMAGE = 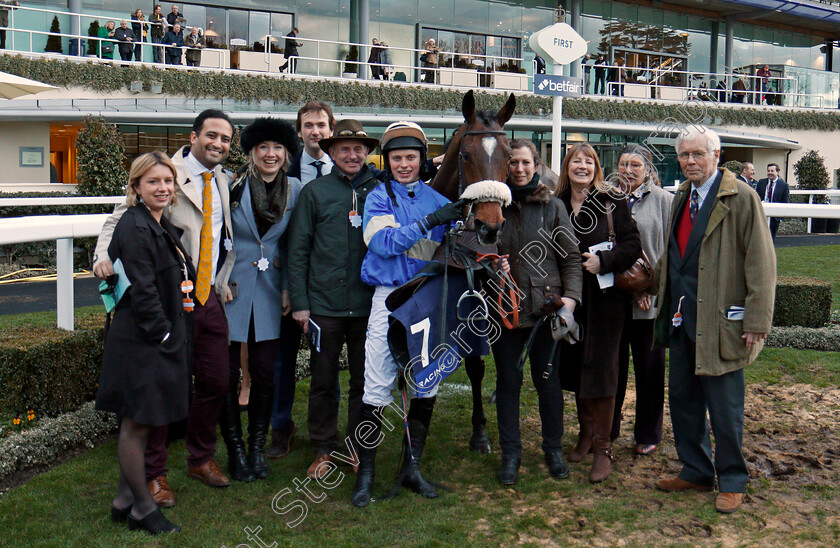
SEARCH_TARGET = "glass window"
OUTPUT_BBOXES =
[270,13,294,39]
[486,35,501,69]
[452,31,470,67]
[491,1,521,36]
[229,9,248,45]
[470,35,486,67]
[205,8,227,49]
[137,126,168,156]
[423,1,454,27]
[180,4,205,34]
[249,11,270,51]
[581,14,606,55]
[454,0,489,30]
[437,30,455,67]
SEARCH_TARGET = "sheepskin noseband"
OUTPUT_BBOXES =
[459,180,512,207]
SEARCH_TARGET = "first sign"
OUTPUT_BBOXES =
[529,23,586,66]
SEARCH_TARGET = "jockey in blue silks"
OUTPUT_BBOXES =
[352,121,464,507]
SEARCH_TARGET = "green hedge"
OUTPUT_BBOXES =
[3,54,840,130]
[0,321,104,417]
[773,276,832,328]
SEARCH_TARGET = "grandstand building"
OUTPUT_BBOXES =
[1,0,840,189]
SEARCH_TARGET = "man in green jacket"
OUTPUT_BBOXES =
[288,119,380,480]
[652,125,776,515]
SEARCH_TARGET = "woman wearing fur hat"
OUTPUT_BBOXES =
[220,117,302,482]
[493,139,582,486]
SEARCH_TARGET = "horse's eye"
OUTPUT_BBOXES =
[462,152,470,162]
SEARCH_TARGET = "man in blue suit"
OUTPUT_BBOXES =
[755,163,790,242]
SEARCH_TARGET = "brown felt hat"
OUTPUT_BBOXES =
[319,119,379,153]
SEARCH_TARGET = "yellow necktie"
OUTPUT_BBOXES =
[195,171,214,305]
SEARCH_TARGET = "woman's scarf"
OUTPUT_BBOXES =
[508,173,541,202]
[248,163,288,237]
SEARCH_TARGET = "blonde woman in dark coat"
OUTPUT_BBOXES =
[96,152,194,534]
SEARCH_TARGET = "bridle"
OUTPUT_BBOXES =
[456,128,508,197]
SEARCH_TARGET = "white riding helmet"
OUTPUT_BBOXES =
[380,121,427,155]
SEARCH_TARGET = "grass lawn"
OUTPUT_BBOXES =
[0,306,102,330]
[1,354,838,547]
[0,245,838,546]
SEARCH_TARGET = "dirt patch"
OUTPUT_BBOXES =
[465,382,840,546]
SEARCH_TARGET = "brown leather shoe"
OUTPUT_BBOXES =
[267,422,297,459]
[147,476,176,508]
[715,492,743,513]
[307,453,333,480]
[188,459,231,487]
[655,477,713,492]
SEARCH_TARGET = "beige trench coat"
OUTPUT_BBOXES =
[653,167,776,376]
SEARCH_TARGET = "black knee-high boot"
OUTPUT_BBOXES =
[401,396,438,498]
[247,384,274,479]
[351,403,381,507]
[219,388,255,482]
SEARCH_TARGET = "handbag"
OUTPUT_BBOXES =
[101,42,114,54]
[419,53,429,63]
[605,207,653,293]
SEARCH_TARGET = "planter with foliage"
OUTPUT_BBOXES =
[721,160,742,175]
[343,45,359,77]
[76,116,128,197]
[793,149,832,233]
[86,21,100,56]
[44,16,63,54]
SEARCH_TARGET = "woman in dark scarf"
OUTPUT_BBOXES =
[492,139,582,486]
[220,118,302,482]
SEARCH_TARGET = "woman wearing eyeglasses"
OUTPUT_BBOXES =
[609,144,672,456]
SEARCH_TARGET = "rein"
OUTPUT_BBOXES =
[444,238,521,331]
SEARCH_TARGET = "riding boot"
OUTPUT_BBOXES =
[465,356,492,454]
[498,453,521,485]
[219,388,255,482]
[589,396,616,483]
[351,404,381,507]
[568,394,594,463]
[401,397,438,498]
[247,384,274,480]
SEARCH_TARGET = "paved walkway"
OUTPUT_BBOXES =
[0,275,100,316]
[775,234,840,247]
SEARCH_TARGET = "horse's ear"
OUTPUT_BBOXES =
[497,93,516,126]
[462,90,476,122]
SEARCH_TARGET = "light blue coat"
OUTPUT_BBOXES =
[226,174,302,342]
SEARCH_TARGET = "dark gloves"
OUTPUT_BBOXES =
[420,199,467,231]
[538,294,564,316]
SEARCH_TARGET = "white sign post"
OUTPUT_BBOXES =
[529,22,587,171]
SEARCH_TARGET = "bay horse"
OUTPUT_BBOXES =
[431,90,516,453]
